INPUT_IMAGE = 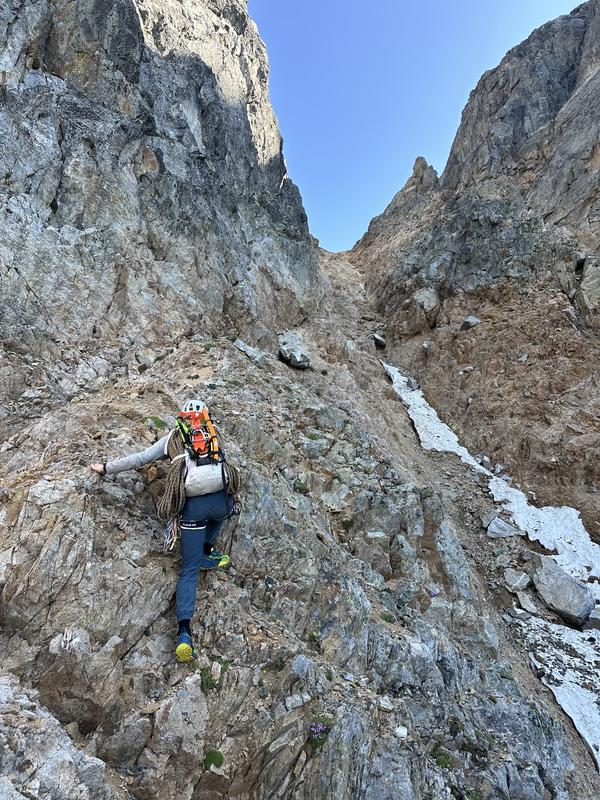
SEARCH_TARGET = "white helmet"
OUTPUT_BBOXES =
[180,398,207,413]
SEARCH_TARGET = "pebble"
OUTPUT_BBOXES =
[460,315,481,331]
[378,696,394,712]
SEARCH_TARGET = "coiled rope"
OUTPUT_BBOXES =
[157,432,187,523]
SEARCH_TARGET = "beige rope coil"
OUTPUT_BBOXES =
[156,432,188,522]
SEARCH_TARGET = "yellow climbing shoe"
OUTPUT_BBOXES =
[175,632,196,663]
[200,550,231,571]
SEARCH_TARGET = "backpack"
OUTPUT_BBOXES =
[174,408,241,501]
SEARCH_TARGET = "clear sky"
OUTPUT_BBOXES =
[248,0,578,252]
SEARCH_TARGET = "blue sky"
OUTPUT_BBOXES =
[248,0,577,251]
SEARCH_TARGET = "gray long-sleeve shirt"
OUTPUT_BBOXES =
[105,432,172,475]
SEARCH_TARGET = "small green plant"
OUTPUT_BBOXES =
[467,791,483,800]
[203,342,214,352]
[147,415,168,430]
[203,750,224,770]
[308,715,333,750]
[218,658,230,684]
[324,667,333,681]
[308,630,319,642]
[380,612,396,624]
[200,667,217,693]
[305,431,322,441]
[435,754,454,769]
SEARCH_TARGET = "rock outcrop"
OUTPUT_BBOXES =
[352,1,600,318]
[1,2,600,800]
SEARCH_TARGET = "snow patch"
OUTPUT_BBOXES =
[383,365,485,473]
[384,363,600,598]
[517,617,600,769]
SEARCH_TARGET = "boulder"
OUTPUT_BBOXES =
[504,568,530,593]
[516,592,537,614]
[405,286,440,332]
[532,556,595,626]
[278,331,311,369]
[487,517,520,538]
[583,607,600,631]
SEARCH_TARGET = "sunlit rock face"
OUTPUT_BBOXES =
[352,0,600,325]
[0,0,319,432]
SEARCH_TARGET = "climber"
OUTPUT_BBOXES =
[91,399,238,663]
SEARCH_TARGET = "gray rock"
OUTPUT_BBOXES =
[460,315,481,331]
[377,695,394,711]
[0,675,122,799]
[516,592,538,614]
[278,331,311,369]
[504,569,531,593]
[584,607,600,631]
[532,556,595,626]
[291,654,312,679]
[487,517,520,538]
[234,338,267,364]
[413,286,440,325]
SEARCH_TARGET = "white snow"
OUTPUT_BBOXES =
[385,362,600,766]
[518,616,600,770]
[384,363,600,598]
[383,365,485,473]
[489,477,600,597]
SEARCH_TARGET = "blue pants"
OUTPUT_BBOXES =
[176,489,233,622]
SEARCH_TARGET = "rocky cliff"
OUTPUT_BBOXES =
[2,3,600,800]
[351,0,600,545]
[0,0,319,437]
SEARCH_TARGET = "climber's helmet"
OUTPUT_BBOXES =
[180,398,207,414]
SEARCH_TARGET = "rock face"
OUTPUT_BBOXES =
[1,2,600,800]
[0,0,319,435]
[350,0,600,541]
[0,675,125,799]
[353,1,600,316]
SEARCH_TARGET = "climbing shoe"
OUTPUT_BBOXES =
[175,631,197,663]
[199,549,231,571]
